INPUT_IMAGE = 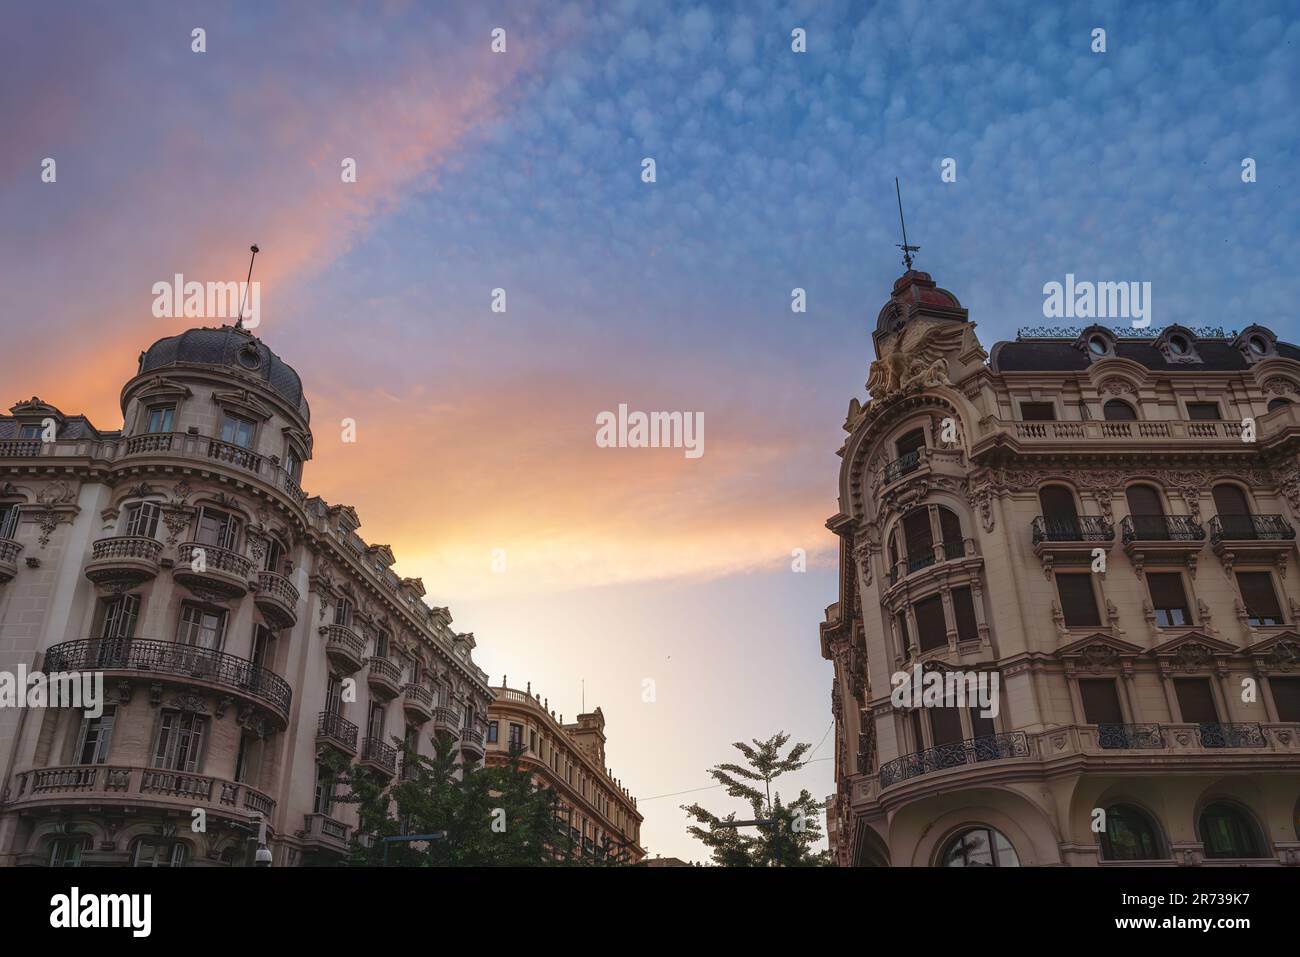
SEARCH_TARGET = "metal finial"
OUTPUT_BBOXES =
[894,178,920,271]
[236,244,259,330]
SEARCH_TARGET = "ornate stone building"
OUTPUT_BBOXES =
[821,269,1300,867]
[0,323,494,866]
[486,683,643,862]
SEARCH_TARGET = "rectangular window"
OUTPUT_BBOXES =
[1079,679,1124,724]
[508,723,524,750]
[368,703,385,741]
[234,731,253,784]
[145,406,175,433]
[152,711,207,772]
[132,840,189,868]
[1147,572,1191,627]
[1056,573,1101,627]
[373,629,390,659]
[177,603,226,650]
[486,721,499,744]
[19,424,44,439]
[219,412,257,448]
[333,596,352,627]
[264,537,283,574]
[969,705,995,741]
[251,624,274,669]
[49,838,88,868]
[529,729,537,753]
[1271,677,1300,722]
[285,447,303,481]
[0,503,22,539]
[194,506,240,550]
[951,587,979,642]
[929,703,964,746]
[1186,402,1221,421]
[100,593,140,639]
[1019,402,1056,421]
[124,501,161,538]
[1174,678,1219,724]
[1236,572,1283,626]
[313,763,335,816]
[325,674,343,716]
[895,612,911,657]
[75,706,117,765]
[913,595,948,652]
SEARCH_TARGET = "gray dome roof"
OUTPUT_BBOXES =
[139,325,310,422]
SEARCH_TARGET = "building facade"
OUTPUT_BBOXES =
[486,684,643,862]
[822,268,1300,867]
[0,323,494,866]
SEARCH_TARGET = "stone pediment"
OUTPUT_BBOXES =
[1058,633,1145,660]
[1244,631,1300,671]
[1149,631,1237,671]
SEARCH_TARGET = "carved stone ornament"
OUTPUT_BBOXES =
[1171,642,1213,670]
[1077,643,1119,671]
[1100,378,1137,395]
[36,480,75,505]
[168,692,208,714]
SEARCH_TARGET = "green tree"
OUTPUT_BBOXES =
[333,734,576,866]
[682,732,828,866]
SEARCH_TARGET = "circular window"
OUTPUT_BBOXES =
[1168,334,1189,355]
[236,343,262,370]
[1087,335,1108,356]
[1248,335,1268,355]
[939,826,1021,867]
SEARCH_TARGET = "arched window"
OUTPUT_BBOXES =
[1211,484,1253,540]
[902,508,934,573]
[1098,804,1165,861]
[1038,484,1080,540]
[1103,399,1137,421]
[1268,397,1291,413]
[131,837,190,867]
[939,826,1020,867]
[938,507,964,560]
[47,836,91,867]
[1125,484,1168,540]
[1199,802,1265,859]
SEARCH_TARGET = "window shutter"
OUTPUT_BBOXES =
[1056,574,1100,627]
[1271,677,1300,722]
[1147,573,1189,612]
[1080,679,1124,724]
[1236,572,1282,620]
[914,596,948,652]
[951,587,979,642]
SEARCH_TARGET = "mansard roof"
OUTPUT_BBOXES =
[991,326,1300,373]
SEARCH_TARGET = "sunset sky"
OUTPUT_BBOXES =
[2,0,1297,861]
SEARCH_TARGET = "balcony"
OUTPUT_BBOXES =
[253,570,300,628]
[317,710,359,757]
[887,537,976,587]
[300,812,350,853]
[173,542,255,598]
[0,439,43,457]
[877,732,1030,789]
[1097,723,1165,750]
[320,624,365,674]
[366,656,401,699]
[360,736,397,777]
[401,683,433,723]
[44,638,291,726]
[882,450,922,486]
[1209,514,1296,569]
[433,706,461,740]
[460,726,486,758]
[972,416,1278,456]
[1198,722,1267,749]
[206,438,263,475]
[1120,515,1205,572]
[9,763,274,820]
[0,538,21,583]
[84,536,163,588]
[1031,515,1114,570]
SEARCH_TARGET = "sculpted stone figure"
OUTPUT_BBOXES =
[867,322,965,402]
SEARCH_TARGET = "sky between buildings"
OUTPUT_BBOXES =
[1,0,1297,861]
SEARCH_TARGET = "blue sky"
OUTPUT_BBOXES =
[2,0,1297,861]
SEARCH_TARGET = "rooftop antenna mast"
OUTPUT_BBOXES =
[894,178,920,271]
[235,244,259,329]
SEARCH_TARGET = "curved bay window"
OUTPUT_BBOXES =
[939,826,1020,867]
[1098,804,1166,861]
[891,505,967,581]
[1199,802,1266,859]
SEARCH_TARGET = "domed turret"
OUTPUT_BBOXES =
[138,324,310,422]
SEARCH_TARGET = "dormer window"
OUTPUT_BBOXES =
[1075,325,1116,361]
[1154,325,1201,364]
[1234,325,1278,365]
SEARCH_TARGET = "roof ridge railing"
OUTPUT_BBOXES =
[1016,325,1237,340]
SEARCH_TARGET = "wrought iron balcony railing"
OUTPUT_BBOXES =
[1208,514,1296,544]
[1097,723,1165,750]
[882,450,922,485]
[317,710,359,750]
[1197,722,1267,749]
[1120,515,1205,544]
[44,638,291,717]
[1032,515,1115,544]
[361,736,398,773]
[877,731,1029,788]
